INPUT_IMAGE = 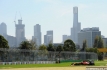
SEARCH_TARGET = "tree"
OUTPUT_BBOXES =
[86,47,103,61]
[0,35,9,61]
[93,36,99,48]
[39,44,48,54]
[86,48,98,53]
[56,45,64,52]
[38,44,48,57]
[39,44,47,50]
[19,41,32,50]
[18,41,32,58]
[29,39,37,50]
[47,43,55,51]
[63,39,76,52]
[98,36,104,48]
[93,36,104,48]
[81,40,87,51]
[55,45,64,63]
[0,35,9,48]
[28,39,36,61]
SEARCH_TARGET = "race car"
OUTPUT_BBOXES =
[71,60,95,66]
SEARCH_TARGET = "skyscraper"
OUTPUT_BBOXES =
[71,6,81,44]
[0,22,7,39]
[15,19,25,47]
[47,30,53,43]
[33,24,41,47]
[44,30,53,45]
[44,35,47,45]
[62,35,68,43]
[78,27,101,48]
[62,35,71,43]
[102,38,107,48]
[7,35,16,47]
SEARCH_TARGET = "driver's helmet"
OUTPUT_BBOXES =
[89,60,92,62]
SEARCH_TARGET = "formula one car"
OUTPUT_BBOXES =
[71,60,95,66]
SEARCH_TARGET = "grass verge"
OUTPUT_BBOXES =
[0,61,106,69]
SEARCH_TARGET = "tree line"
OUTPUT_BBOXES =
[0,35,105,60]
[0,35,76,52]
[0,35,105,52]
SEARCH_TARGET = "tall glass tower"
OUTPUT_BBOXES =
[71,6,81,44]
[33,24,41,47]
[0,22,7,39]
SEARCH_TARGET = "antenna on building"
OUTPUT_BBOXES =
[14,11,17,25]
[19,11,22,20]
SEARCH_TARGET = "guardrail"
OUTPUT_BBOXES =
[0,61,56,65]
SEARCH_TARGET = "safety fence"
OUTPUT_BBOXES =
[0,61,56,65]
[0,48,98,63]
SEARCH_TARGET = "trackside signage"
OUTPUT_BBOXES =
[86,66,107,70]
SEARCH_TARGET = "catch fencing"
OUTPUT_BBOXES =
[0,48,98,64]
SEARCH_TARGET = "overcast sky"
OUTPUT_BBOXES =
[0,0,107,43]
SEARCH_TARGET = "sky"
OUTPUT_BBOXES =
[0,0,107,44]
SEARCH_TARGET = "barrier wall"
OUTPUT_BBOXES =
[60,60,82,63]
[0,48,98,62]
[0,61,56,65]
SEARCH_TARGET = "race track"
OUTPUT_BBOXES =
[1,67,86,70]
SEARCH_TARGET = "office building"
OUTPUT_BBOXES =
[102,38,107,48]
[78,27,101,48]
[44,30,53,45]
[101,35,105,38]
[0,22,7,39]
[7,35,16,47]
[15,19,25,47]
[44,35,47,45]
[71,6,81,44]
[44,35,52,45]
[53,43,63,47]
[33,24,41,47]
[62,35,71,43]
[47,30,53,43]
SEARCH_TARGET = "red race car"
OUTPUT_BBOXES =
[71,60,95,66]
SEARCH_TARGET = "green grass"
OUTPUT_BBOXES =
[94,61,107,66]
[0,63,71,69]
[0,61,106,69]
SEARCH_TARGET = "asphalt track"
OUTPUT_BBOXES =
[1,67,86,70]
[1,66,107,70]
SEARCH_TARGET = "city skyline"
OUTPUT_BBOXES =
[0,0,107,43]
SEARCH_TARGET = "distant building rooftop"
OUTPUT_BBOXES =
[80,27,99,32]
[53,43,63,47]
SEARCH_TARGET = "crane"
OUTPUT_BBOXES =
[19,11,22,20]
[14,12,17,25]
